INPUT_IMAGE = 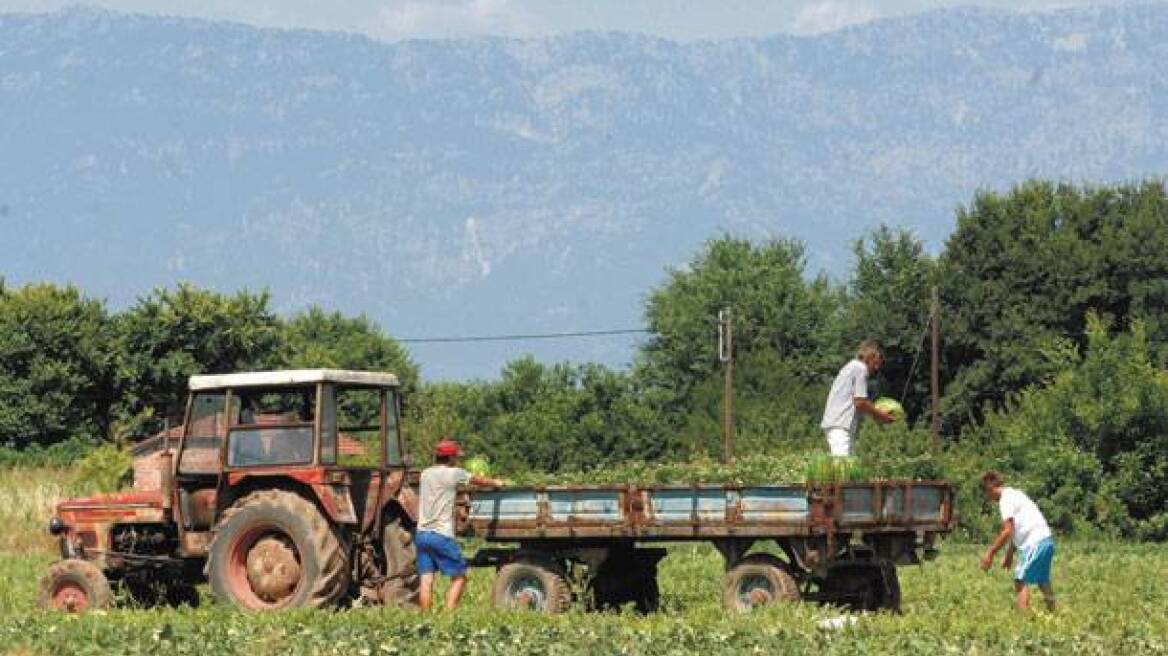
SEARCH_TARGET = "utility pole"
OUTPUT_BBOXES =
[718,308,735,464]
[929,286,941,454]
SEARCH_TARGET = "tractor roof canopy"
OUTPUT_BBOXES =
[188,369,400,391]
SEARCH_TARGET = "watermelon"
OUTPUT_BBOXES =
[464,456,492,477]
[874,397,905,422]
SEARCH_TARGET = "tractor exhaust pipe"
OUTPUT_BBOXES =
[159,450,174,513]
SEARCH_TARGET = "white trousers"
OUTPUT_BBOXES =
[824,428,853,457]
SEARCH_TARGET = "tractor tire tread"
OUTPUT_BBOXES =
[38,558,113,612]
[207,489,348,610]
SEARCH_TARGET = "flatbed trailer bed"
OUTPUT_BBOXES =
[458,480,955,613]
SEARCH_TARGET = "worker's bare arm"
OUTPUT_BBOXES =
[470,475,506,488]
[980,518,1014,571]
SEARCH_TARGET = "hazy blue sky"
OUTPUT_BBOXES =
[0,0,1157,39]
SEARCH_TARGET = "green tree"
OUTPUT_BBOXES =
[841,226,936,422]
[408,357,671,473]
[0,282,114,447]
[639,237,842,456]
[951,314,1168,540]
[111,283,281,431]
[278,307,420,394]
[938,180,1168,430]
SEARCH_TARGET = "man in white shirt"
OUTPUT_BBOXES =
[979,471,1057,612]
[820,340,895,456]
[416,439,504,611]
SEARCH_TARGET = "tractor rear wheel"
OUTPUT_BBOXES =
[491,558,572,614]
[38,559,112,613]
[207,490,348,610]
[721,553,801,611]
[377,517,419,608]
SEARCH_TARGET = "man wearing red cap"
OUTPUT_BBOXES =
[416,438,504,611]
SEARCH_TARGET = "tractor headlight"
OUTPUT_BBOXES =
[48,517,67,536]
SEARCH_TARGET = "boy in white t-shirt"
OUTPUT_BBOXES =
[979,471,1057,612]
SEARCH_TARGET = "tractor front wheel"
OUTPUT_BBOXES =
[207,490,348,610]
[38,559,112,613]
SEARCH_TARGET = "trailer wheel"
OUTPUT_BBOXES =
[817,559,901,613]
[491,558,572,614]
[208,490,349,610]
[721,553,800,611]
[38,559,112,613]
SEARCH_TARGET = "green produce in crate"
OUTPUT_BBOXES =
[804,454,870,483]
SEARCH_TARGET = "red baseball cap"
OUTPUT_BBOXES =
[434,439,462,458]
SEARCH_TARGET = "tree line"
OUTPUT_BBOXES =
[2,179,1166,538]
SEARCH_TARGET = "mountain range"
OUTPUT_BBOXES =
[1,5,1167,378]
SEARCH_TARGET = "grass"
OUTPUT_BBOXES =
[2,467,1166,655]
[0,467,89,554]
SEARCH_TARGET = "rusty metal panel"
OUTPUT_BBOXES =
[840,487,877,523]
[648,488,725,524]
[464,481,956,542]
[910,485,944,522]
[738,487,808,522]
[179,531,210,557]
[469,489,541,523]
[546,490,623,523]
[882,487,905,520]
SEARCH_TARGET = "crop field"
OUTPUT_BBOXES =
[1,468,1165,656]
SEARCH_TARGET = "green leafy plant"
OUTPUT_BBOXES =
[72,445,133,494]
[803,455,870,483]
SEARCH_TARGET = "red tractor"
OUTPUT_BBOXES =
[40,370,420,612]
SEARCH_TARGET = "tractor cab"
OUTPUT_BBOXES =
[43,370,421,612]
[172,369,410,545]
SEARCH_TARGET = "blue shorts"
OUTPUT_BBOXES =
[415,530,467,577]
[1015,537,1055,585]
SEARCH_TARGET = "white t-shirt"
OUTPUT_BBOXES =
[417,465,471,538]
[999,487,1052,550]
[820,359,869,434]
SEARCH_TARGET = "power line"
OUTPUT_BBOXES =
[398,328,650,344]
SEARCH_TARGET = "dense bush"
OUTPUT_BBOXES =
[938,180,1168,428]
[111,283,284,431]
[0,437,95,468]
[0,282,420,453]
[0,283,113,448]
[72,445,134,494]
[952,315,1168,540]
[279,306,420,394]
[408,357,673,473]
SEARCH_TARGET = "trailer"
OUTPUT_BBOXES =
[461,480,955,613]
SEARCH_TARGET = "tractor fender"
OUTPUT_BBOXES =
[225,471,356,525]
[394,484,418,523]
